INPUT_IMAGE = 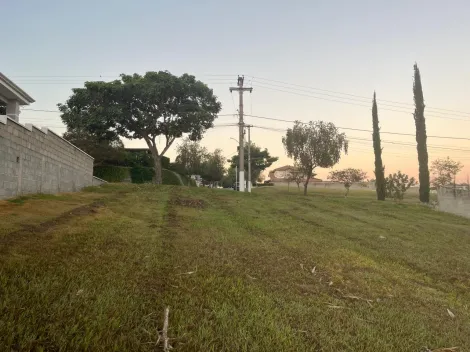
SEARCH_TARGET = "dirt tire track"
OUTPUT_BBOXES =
[0,201,105,254]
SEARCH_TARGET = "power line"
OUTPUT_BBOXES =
[244,114,470,141]
[12,72,470,117]
[249,76,470,117]
[252,84,470,122]
[253,81,470,120]
[246,123,470,152]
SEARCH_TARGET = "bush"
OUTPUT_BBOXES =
[163,170,182,185]
[93,166,130,182]
[385,171,416,201]
[130,166,154,184]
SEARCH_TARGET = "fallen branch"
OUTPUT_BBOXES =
[425,347,459,352]
[343,294,374,307]
[163,306,170,352]
[326,304,347,309]
[176,266,198,276]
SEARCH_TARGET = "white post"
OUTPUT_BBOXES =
[247,126,252,193]
[235,165,237,190]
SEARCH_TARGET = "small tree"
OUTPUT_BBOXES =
[430,157,463,190]
[221,167,237,188]
[175,139,207,182]
[372,92,386,201]
[202,149,226,186]
[282,121,348,195]
[385,171,416,201]
[413,63,430,203]
[291,163,305,191]
[229,143,278,186]
[59,71,221,184]
[328,168,367,196]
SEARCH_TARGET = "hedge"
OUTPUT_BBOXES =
[130,166,154,184]
[94,166,186,185]
[162,170,182,185]
[93,166,130,182]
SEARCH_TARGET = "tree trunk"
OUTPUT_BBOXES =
[303,174,311,196]
[345,186,350,197]
[153,155,162,184]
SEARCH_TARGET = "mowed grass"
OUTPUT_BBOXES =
[1,184,469,351]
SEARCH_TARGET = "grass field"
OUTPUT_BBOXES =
[1,184,469,351]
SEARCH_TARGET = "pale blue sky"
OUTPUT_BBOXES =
[4,0,470,180]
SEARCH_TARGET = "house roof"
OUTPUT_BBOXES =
[270,165,295,172]
[0,73,35,105]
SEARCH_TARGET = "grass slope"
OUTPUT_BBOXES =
[0,185,469,351]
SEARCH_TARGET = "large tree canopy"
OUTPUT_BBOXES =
[283,121,348,195]
[63,129,126,166]
[229,142,278,185]
[58,71,221,184]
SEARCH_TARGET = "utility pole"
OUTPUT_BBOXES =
[230,76,252,192]
[246,125,252,193]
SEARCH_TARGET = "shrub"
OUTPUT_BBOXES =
[163,170,183,185]
[385,171,416,201]
[130,166,154,184]
[93,166,130,182]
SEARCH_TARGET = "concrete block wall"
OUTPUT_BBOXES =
[0,116,94,199]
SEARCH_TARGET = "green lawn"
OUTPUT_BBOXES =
[1,184,469,351]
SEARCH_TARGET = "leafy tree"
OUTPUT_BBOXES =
[58,71,221,184]
[221,167,237,188]
[372,92,386,201]
[229,142,278,186]
[175,139,207,179]
[282,121,348,195]
[385,171,416,201]
[202,149,226,184]
[63,129,126,166]
[430,157,463,189]
[286,165,304,191]
[328,168,367,196]
[413,63,430,203]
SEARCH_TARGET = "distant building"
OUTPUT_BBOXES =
[191,175,202,187]
[268,165,322,184]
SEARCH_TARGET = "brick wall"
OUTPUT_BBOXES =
[0,116,94,199]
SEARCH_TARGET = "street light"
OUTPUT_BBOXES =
[230,137,239,144]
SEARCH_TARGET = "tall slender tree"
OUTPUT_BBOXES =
[413,63,430,203]
[372,92,386,200]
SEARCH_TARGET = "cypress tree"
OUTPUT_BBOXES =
[372,92,386,200]
[413,63,430,203]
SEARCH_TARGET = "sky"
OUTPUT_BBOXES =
[3,0,470,182]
